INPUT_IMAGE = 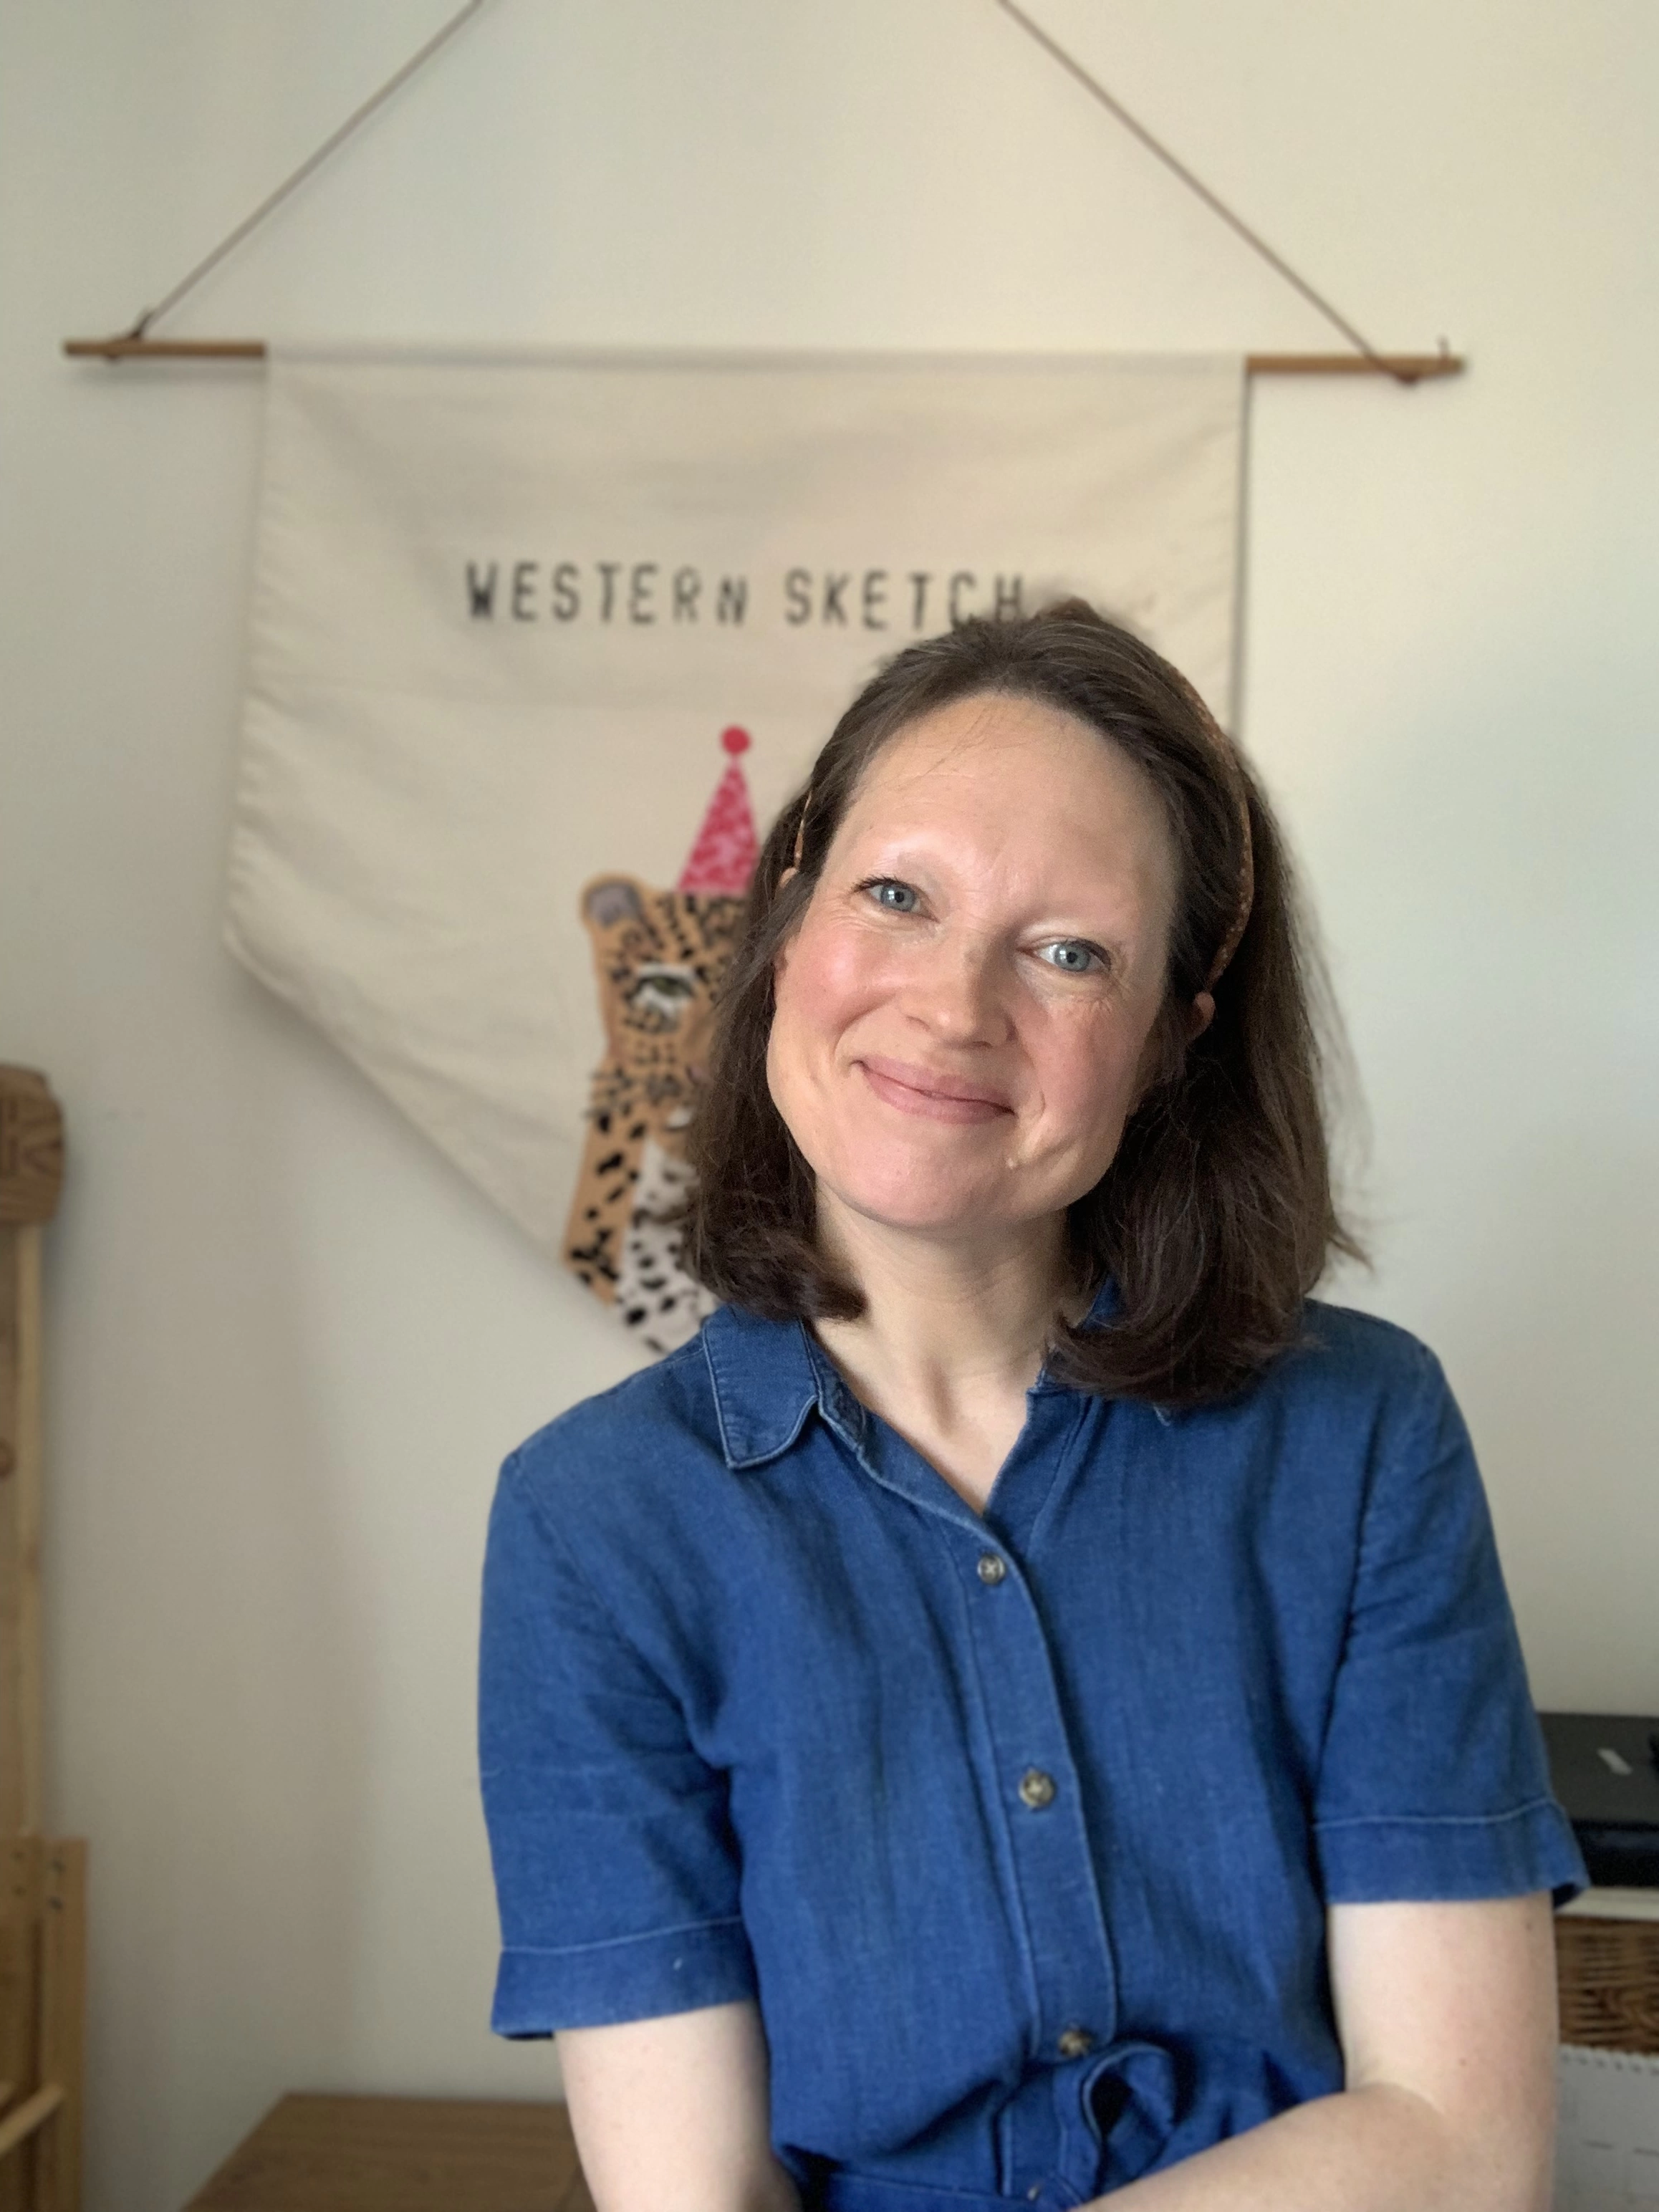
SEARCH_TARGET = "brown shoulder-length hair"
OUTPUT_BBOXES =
[681,599,1363,1406]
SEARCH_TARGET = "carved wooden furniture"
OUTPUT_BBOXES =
[0,1068,84,2211]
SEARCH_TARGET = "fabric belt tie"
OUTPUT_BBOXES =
[807,2031,1287,2208]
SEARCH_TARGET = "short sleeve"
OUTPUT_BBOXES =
[477,1448,759,2034]
[1310,1348,1587,1907]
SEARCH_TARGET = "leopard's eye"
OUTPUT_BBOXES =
[628,965,698,1021]
[630,965,696,1000]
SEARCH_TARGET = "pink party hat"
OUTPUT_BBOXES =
[678,726,760,895]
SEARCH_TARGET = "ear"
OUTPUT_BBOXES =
[1130,991,1209,1113]
[580,875,647,932]
[771,864,802,982]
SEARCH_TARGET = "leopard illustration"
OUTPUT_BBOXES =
[563,874,749,1354]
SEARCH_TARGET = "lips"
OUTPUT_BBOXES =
[857,1054,1014,1124]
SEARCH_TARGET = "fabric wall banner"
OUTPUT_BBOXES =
[226,346,1246,1353]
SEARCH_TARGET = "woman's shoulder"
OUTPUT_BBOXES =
[1183,1301,1482,1559]
[491,1309,810,1612]
[1290,1296,1443,1383]
[1237,1295,1456,1433]
[504,1323,727,1505]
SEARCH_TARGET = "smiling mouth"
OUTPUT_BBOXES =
[856,1057,1014,1125]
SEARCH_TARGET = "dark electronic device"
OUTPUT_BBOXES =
[1537,1711,1659,1888]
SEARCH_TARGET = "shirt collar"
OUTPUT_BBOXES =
[701,1304,824,1470]
[701,1276,1118,1471]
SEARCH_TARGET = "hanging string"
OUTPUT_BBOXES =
[990,0,1407,384]
[122,0,491,341]
[98,0,1423,383]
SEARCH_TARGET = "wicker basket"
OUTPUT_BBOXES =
[1556,1915,1659,2053]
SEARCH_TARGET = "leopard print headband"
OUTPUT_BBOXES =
[1170,674,1256,991]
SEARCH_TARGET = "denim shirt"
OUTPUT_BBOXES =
[478,1287,1585,2211]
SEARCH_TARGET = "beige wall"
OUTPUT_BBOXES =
[2,3,1655,2205]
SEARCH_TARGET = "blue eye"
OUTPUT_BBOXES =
[864,878,920,912]
[1042,942,1103,974]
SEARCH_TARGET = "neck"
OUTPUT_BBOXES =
[809,1193,1084,1428]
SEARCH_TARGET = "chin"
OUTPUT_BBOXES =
[819,1146,1022,1239]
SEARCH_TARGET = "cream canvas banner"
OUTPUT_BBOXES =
[226,346,1245,1352]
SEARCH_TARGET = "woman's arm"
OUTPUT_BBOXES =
[557,1996,804,2212]
[1084,1892,1559,2212]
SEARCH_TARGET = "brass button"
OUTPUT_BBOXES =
[977,1552,1007,1585]
[1018,1766,1057,1809]
[1057,2025,1095,2058]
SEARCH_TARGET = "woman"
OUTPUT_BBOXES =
[479,602,1585,2212]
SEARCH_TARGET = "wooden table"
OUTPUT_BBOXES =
[181,2095,595,2212]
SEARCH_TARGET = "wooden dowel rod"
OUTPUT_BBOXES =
[62,337,1466,381]
[1246,350,1461,380]
[63,337,266,360]
[0,2082,63,2160]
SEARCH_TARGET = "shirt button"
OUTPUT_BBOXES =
[1057,2025,1095,2058]
[976,1552,1007,1585]
[1018,1767,1057,1809]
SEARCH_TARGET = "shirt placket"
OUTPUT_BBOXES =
[825,1367,1121,2200]
[958,1408,1122,2198]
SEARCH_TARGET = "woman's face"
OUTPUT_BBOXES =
[767,691,1180,1250]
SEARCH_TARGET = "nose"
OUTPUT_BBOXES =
[899,930,1013,1046]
